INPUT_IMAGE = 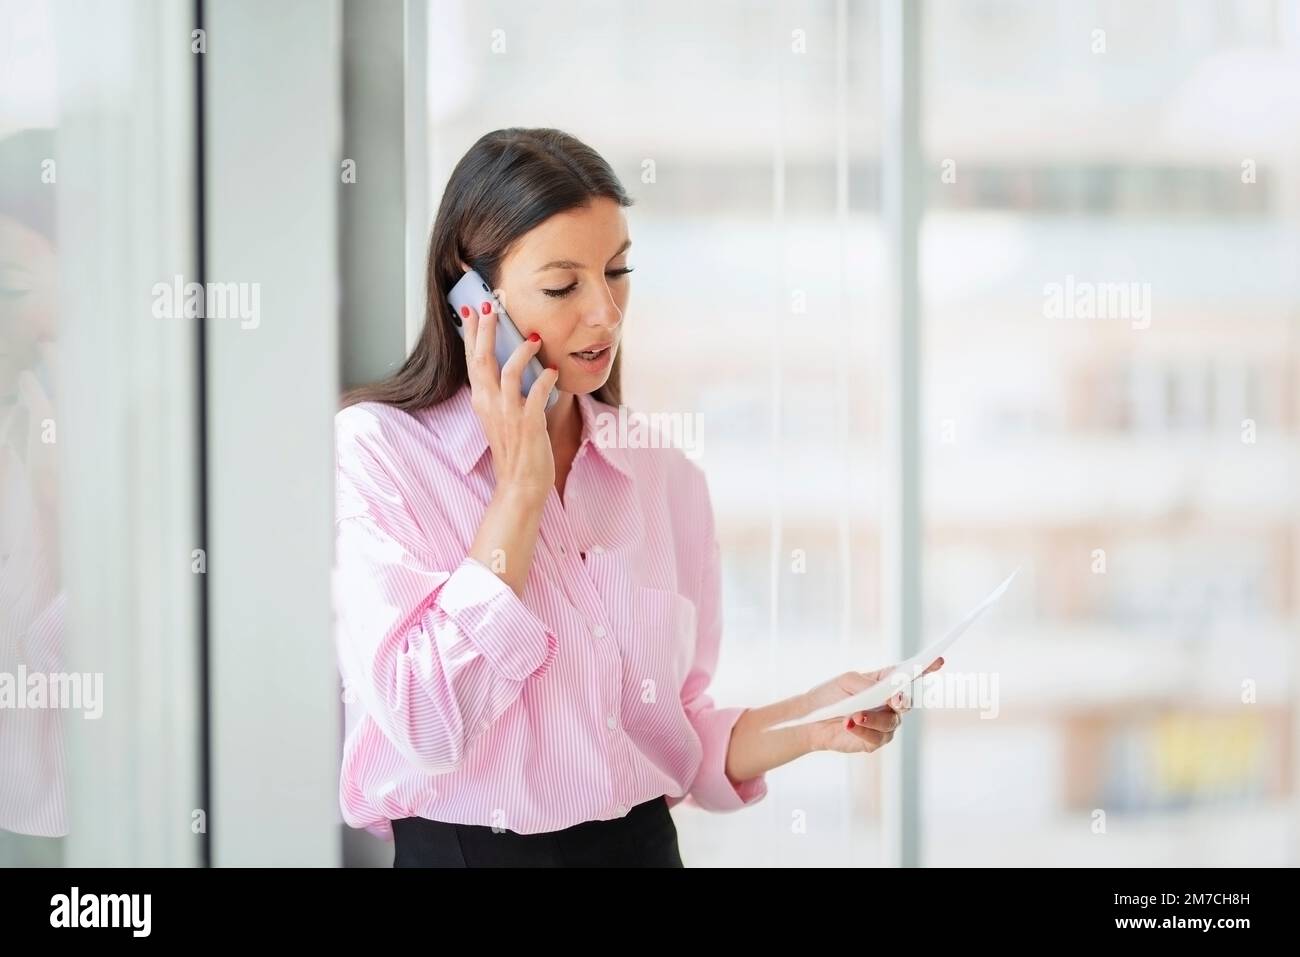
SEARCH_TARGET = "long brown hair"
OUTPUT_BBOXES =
[342,128,634,410]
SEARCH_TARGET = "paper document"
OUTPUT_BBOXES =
[769,566,1020,730]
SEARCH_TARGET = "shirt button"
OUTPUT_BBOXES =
[606,714,618,730]
[615,804,628,817]
[590,545,604,555]
[592,624,606,639]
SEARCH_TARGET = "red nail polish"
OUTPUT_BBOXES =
[480,301,491,315]
[459,305,471,319]
[528,332,540,342]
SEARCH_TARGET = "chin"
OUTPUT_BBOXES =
[556,375,610,397]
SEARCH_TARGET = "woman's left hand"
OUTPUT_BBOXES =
[799,657,944,754]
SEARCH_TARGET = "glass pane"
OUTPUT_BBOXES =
[2,0,203,867]
[920,0,1300,866]
[0,0,65,867]
[428,0,886,865]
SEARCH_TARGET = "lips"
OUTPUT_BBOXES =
[570,341,613,355]
[568,343,614,371]
[570,341,613,360]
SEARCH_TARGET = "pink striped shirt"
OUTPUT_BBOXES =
[332,384,767,839]
[0,400,67,838]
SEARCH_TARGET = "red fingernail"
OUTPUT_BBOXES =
[480,301,492,314]
[459,305,471,319]
[528,332,540,342]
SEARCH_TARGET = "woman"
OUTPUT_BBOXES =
[334,127,942,867]
[0,128,66,865]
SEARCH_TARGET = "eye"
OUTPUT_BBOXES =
[542,266,635,299]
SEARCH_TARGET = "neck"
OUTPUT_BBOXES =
[545,391,582,447]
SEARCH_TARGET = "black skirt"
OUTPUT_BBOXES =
[391,796,684,868]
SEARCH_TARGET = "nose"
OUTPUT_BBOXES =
[581,276,623,330]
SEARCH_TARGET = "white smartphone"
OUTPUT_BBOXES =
[447,269,559,411]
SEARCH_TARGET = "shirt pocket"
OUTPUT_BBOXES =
[628,585,698,697]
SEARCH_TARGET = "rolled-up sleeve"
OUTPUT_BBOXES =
[677,470,768,812]
[334,411,557,775]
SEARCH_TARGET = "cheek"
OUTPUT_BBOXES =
[1,298,47,345]
[29,285,58,340]
[507,300,576,347]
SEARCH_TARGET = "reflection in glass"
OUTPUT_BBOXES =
[0,127,65,866]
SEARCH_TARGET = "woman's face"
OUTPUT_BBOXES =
[0,214,56,399]
[493,197,630,395]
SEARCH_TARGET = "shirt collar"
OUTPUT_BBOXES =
[436,382,633,480]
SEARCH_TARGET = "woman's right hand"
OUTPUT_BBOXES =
[460,298,559,507]
[799,657,945,754]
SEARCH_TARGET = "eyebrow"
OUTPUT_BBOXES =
[534,238,632,273]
